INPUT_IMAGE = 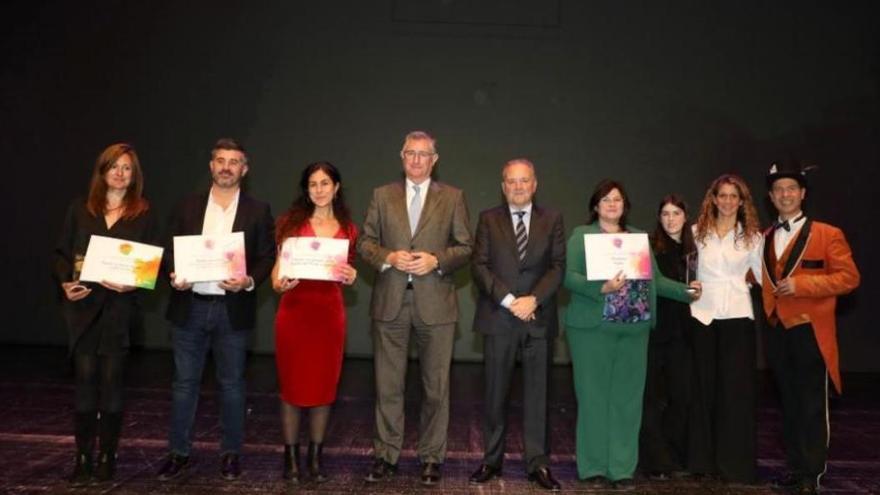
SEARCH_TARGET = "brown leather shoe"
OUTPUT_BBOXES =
[528,466,561,491]
[420,462,442,486]
[364,458,397,482]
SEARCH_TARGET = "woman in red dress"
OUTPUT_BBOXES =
[271,161,358,484]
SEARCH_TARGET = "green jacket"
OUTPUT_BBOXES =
[563,222,691,329]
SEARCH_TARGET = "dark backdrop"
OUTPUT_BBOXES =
[2,1,877,368]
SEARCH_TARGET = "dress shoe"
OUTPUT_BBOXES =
[282,444,300,482]
[469,464,502,484]
[528,466,561,491]
[364,458,397,482]
[157,453,189,481]
[70,452,93,486]
[797,480,819,494]
[772,472,800,488]
[580,475,609,489]
[420,462,442,486]
[220,453,241,480]
[611,478,636,491]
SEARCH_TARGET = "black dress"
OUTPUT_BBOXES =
[638,235,693,474]
[53,198,159,355]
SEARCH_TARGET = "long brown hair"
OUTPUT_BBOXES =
[86,143,149,218]
[651,193,696,255]
[693,174,760,248]
[275,161,352,244]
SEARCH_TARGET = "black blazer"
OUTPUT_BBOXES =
[53,197,159,352]
[471,204,565,338]
[164,191,275,331]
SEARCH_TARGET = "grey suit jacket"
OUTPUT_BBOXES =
[472,204,565,338]
[358,180,473,325]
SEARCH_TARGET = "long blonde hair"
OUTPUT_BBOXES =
[694,174,761,248]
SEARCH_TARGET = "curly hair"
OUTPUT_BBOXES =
[693,174,761,249]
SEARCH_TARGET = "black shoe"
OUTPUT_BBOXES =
[528,466,561,491]
[420,462,442,486]
[773,472,800,488]
[282,444,301,482]
[220,453,241,480]
[580,475,609,488]
[611,478,636,491]
[364,458,397,482]
[469,464,502,484]
[797,480,819,494]
[94,451,117,482]
[307,442,328,483]
[157,453,189,481]
[70,452,93,486]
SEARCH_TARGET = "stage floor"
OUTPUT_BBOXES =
[1,345,878,494]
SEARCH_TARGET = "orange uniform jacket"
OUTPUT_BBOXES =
[762,220,860,393]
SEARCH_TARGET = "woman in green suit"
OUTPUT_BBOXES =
[564,179,699,489]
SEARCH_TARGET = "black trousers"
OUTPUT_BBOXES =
[482,332,551,473]
[765,322,829,484]
[687,318,757,483]
[74,352,126,414]
[639,335,691,473]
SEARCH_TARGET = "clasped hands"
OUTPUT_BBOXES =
[600,270,703,301]
[386,250,438,276]
[169,272,253,293]
[509,295,537,321]
[62,280,136,301]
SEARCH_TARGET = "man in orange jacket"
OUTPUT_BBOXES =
[761,161,860,495]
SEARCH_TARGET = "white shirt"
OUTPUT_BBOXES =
[689,223,764,325]
[774,213,806,260]
[193,189,240,295]
[501,203,533,308]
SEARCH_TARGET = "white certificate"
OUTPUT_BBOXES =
[173,232,247,283]
[278,237,350,282]
[584,233,653,280]
[79,235,164,289]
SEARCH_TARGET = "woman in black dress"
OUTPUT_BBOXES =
[53,143,157,484]
[639,194,696,479]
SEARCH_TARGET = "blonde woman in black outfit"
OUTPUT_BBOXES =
[53,143,157,485]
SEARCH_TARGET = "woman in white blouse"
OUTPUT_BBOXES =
[687,174,763,485]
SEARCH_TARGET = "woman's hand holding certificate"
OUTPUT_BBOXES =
[278,237,350,282]
[79,235,164,290]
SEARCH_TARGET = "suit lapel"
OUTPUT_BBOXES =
[413,181,440,238]
[390,182,411,240]
[494,206,520,261]
[231,193,248,233]
[780,219,813,279]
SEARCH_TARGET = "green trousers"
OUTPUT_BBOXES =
[566,322,650,481]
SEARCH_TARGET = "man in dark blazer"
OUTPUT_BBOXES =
[358,130,472,486]
[469,159,565,491]
[156,138,275,481]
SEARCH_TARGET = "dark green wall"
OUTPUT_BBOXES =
[3,1,877,367]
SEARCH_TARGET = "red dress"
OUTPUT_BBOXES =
[274,222,357,407]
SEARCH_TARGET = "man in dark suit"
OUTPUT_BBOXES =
[358,130,473,486]
[156,138,275,481]
[469,159,565,491]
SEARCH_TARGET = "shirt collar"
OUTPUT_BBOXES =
[406,177,431,191]
[509,203,533,216]
[208,187,240,212]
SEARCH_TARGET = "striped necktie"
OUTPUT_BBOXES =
[514,211,528,261]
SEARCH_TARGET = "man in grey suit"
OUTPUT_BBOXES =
[358,130,473,486]
[469,159,565,491]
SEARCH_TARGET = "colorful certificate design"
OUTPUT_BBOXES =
[79,235,164,289]
[173,231,247,283]
[584,233,653,280]
[278,237,349,282]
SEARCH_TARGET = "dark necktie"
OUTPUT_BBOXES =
[514,211,528,261]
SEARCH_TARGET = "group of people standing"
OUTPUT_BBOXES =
[54,131,859,494]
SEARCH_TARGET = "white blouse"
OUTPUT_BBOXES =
[689,223,764,325]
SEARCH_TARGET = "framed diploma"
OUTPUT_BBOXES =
[173,232,247,283]
[79,235,164,289]
[584,233,652,280]
[278,237,350,282]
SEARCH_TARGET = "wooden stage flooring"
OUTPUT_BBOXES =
[1,345,878,494]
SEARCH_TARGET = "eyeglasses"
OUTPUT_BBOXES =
[213,157,244,167]
[402,150,436,160]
